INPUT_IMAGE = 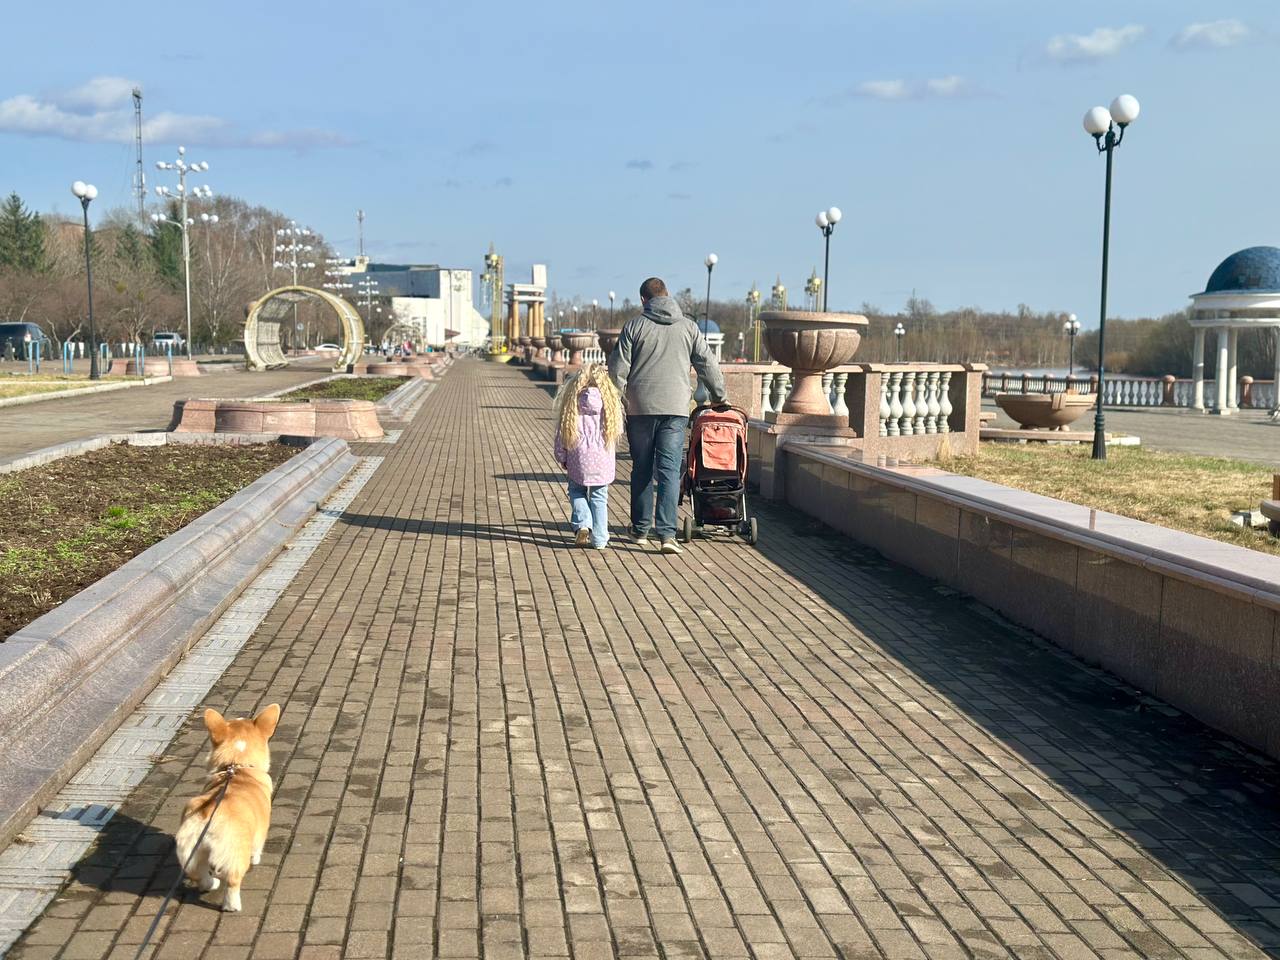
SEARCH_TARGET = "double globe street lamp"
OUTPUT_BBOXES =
[814,207,841,311]
[71,181,100,379]
[702,253,717,337]
[894,322,906,362]
[1063,313,1081,377]
[1082,93,1140,460]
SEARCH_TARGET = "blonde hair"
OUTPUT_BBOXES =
[554,363,624,449]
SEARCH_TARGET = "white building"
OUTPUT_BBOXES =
[334,257,490,347]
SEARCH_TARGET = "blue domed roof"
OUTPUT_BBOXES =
[1203,246,1280,294]
[697,318,721,334]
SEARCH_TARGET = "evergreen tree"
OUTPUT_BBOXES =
[148,201,184,288]
[0,192,47,272]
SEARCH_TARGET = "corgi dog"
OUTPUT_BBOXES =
[174,704,281,912]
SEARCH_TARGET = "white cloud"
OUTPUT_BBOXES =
[1046,25,1145,63]
[850,76,974,102]
[1172,19,1251,50]
[0,77,351,149]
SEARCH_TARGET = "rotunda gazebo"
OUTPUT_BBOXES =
[1189,246,1280,414]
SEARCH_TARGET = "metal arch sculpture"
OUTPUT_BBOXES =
[243,285,364,372]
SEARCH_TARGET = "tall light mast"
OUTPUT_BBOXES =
[132,87,145,220]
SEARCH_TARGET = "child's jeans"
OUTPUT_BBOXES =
[568,482,609,547]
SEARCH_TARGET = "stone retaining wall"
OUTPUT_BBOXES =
[752,439,1280,760]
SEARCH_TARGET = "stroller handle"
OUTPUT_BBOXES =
[689,401,748,424]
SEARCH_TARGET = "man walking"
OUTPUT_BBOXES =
[609,277,726,554]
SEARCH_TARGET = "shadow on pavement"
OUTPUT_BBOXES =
[748,499,1280,956]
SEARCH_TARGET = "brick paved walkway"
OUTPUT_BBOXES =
[10,359,1280,960]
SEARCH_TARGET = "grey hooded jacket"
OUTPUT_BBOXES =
[608,296,727,417]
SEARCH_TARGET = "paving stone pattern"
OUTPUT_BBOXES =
[10,359,1280,960]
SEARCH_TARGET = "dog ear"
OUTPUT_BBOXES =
[204,709,228,742]
[254,703,282,739]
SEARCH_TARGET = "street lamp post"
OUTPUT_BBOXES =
[153,146,213,359]
[273,221,316,353]
[893,322,906,363]
[804,268,821,312]
[747,283,761,361]
[1063,313,1081,377]
[703,253,717,336]
[814,207,841,311]
[1083,94,1140,460]
[591,298,598,330]
[71,181,100,379]
[771,276,787,311]
[608,290,615,326]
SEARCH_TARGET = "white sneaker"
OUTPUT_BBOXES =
[629,529,650,545]
[659,539,684,555]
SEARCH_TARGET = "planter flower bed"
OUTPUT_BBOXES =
[280,376,410,403]
[0,442,297,640]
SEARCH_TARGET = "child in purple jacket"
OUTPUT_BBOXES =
[553,363,625,549]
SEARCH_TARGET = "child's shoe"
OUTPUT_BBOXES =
[574,528,592,547]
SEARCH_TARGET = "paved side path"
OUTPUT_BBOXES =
[10,359,1280,960]
[0,360,331,460]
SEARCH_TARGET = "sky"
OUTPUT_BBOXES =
[1,0,1277,324]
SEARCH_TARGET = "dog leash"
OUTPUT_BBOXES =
[131,764,238,960]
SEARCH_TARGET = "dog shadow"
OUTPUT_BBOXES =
[53,809,222,912]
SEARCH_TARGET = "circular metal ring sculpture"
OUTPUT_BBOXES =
[243,285,364,373]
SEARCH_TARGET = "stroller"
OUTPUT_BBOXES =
[679,403,757,545]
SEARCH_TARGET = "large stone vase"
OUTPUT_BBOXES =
[517,335,532,363]
[597,328,622,357]
[994,392,1097,430]
[762,311,868,416]
[562,332,596,366]
[546,334,564,363]
[532,336,548,362]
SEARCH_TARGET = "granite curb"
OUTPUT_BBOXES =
[374,375,431,421]
[0,434,357,850]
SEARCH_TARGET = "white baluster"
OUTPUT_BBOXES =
[769,371,783,411]
[760,372,774,416]
[925,372,941,434]
[900,372,917,436]
[822,372,835,413]
[833,372,849,419]
[878,374,890,437]
[938,372,953,433]
[887,371,903,436]
[780,372,792,407]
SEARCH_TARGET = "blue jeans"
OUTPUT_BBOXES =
[626,415,686,540]
[569,482,610,547]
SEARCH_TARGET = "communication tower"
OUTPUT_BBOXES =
[132,87,145,219]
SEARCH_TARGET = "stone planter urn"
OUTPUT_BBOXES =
[562,332,596,366]
[517,335,532,363]
[597,328,622,357]
[994,392,1097,430]
[546,334,564,363]
[762,311,868,416]
[531,336,547,362]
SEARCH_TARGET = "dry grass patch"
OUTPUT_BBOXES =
[945,444,1279,556]
[0,382,90,399]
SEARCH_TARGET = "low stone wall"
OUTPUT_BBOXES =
[753,440,1280,760]
[0,434,356,848]
[169,398,383,440]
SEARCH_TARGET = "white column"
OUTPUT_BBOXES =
[1227,328,1240,409]
[1192,327,1206,411]
[1214,327,1231,415]
[1273,327,1280,415]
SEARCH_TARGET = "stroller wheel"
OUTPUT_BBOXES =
[743,517,758,545]
[680,515,693,543]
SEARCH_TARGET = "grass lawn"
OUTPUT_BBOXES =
[0,382,92,399]
[944,444,1279,556]
[0,442,297,641]
[280,376,410,402]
